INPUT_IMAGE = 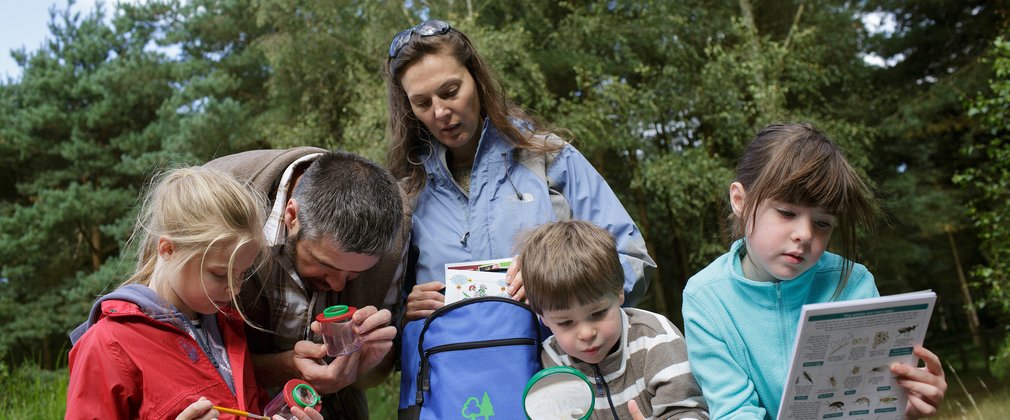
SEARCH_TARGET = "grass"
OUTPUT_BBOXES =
[0,362,401,418]
[3,362,1007,418]
[0,363,68,418]
[933,364,1010,420]
[936,386,1010,420]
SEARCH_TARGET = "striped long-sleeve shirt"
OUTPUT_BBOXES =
[542,308,709,420]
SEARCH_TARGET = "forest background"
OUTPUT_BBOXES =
[1,0,1009,416]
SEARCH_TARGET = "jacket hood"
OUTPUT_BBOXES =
[69,284,179,345]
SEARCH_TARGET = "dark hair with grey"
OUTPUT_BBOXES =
[291,151,403,255]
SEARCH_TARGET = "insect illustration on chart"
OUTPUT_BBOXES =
[827,401,844,411]
[855,396,870,406]
[879,395,898,405]
[796,370,813,384]
[872,331,889,349]
[897,325,917,337]
[830,333,854,355]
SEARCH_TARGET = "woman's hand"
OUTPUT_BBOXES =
[505,257,526,302]
[405,282,445,321]
[893,345,947,418]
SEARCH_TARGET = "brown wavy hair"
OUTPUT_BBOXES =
[384,22,562,197]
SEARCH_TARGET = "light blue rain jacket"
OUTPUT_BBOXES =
[410,119,653,302]
[399,120,655,410]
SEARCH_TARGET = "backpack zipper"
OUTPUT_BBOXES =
[416,337,537,404]
[414,297,542,405]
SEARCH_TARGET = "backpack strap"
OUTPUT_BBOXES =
[515,133,573,221]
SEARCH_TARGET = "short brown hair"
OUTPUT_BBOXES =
[516,220,624,314]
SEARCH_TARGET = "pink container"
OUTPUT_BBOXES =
[315,305,361,357]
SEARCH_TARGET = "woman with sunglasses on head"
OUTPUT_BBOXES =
[384,19,656,411]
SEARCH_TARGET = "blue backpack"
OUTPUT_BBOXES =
[398,296,543,419]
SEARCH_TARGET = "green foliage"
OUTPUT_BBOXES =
[958,36,1010,374]
[365,371,400,419]
[0,3,163,366]
[0,0,1006,391]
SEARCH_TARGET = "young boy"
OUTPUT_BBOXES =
[517,220,709,419]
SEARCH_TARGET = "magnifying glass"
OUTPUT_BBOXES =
[523,366,595,420]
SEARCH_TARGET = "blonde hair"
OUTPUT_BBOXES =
[515,220,624,314]
[123,166,266,320]
[732,123,880,298]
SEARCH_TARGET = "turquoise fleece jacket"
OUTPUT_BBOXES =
[682,239,878,419]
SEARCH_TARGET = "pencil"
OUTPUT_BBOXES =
[212,405,271,420]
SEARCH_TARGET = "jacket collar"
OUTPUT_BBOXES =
[421,117,515,182]
[724,239,818,310]
[69,283,242,345]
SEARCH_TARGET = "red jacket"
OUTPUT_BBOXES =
[67,295,266,419]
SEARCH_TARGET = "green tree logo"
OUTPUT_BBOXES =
[461,391,495,419]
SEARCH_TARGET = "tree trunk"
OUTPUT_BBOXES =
[91,225,102,271]
[945,224,987,369]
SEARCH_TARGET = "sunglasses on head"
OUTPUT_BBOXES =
[388,19,452,59]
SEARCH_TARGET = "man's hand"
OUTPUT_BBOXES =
[350,306,396,378]
[292,339,361,394]
[279,405,324,420]
[296,306,396,394]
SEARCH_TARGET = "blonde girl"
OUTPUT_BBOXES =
[682,123,947,419]
[67,166,321,420]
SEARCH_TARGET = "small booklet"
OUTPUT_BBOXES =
[777,290,936,420]
[443,258,513,305]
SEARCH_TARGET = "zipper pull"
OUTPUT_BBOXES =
[460,231,470,246]
[592,364,605,396]
[416,359,428,404]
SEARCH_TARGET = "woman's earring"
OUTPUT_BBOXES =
[406,140,433,166]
